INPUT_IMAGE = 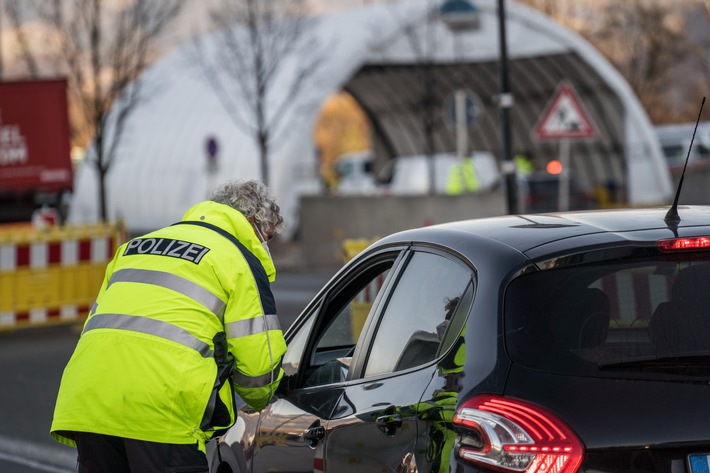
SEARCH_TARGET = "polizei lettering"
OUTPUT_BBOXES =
[123,238,210,264]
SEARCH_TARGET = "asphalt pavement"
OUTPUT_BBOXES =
[0,267,337,473]
[0,324,79,472]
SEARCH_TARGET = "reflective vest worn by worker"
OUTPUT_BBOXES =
[51,201,287,452]
[445,158,480,195]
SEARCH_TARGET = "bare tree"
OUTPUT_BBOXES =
[521,0,707,124]
[585,1,704,123]
[22,0,184,222]
[196,0,325,186]
[518,0,563,20]
[690,0,710,111]
[4,1,39,78]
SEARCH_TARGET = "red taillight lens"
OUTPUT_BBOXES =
[453,394,585,473]
[658,237,710,251]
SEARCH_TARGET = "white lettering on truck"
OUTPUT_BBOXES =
[0,124,28,166]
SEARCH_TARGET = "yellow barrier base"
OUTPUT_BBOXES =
[0,221,126,330]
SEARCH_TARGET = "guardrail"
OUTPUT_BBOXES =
[0,222,125,331]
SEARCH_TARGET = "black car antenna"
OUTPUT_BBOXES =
[664,96,706,228]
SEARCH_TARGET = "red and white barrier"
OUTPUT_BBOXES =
[0,225,121,330]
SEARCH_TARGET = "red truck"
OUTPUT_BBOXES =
[0,79,73,223]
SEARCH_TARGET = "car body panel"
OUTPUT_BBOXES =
[250,387,344,472]
[323,367,433,471]
[504,366,710,449]
[212,205,710,473]
[378,207,710,257]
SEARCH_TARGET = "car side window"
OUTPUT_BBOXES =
[363,251,471,378]
[281,315,315,378]
[296,260,394,388]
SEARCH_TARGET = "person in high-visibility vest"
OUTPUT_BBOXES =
[446,157,480,195]
[51,179,287,472]
[514,153,534,177]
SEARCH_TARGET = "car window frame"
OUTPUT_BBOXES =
[280,245,410,392]
[349,245,476,381]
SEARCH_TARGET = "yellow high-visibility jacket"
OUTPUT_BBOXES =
[446,158,480,195]
[50,201,287,452]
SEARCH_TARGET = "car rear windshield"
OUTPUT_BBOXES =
[504,255,710,379]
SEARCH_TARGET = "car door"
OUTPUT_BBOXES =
[323,249,474,472]
[249,250,404,473]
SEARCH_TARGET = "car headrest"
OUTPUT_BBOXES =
[551,287,611,350]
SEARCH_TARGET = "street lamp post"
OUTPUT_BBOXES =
[496,0,518,214]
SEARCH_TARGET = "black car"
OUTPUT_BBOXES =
[210,206,710,473]
[519,171,597,213]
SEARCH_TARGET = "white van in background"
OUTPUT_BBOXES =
[654,122,710,166]
[381,152,501,195]
[333,150,378,195]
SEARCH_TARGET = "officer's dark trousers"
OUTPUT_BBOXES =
[74,432,208,473]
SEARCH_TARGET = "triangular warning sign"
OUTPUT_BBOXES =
[533,82,597,140]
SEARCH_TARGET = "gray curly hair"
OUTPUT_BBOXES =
[210,180,285,235]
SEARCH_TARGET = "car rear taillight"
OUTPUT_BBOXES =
[453,394,584,473]
[658,237,710,251]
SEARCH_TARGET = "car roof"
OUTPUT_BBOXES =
[375,206,710,256]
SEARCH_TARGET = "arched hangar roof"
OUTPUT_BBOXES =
[68,0,672,238]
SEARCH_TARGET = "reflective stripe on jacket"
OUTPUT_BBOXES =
[50,201,287,451]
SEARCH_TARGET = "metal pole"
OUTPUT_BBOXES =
[455,89,468,188]
[454,33,468,191]
[497,0,518,214]
[558,140,570,211]
[424,2,436,195]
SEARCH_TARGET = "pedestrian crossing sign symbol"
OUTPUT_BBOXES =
[533,81,597,140]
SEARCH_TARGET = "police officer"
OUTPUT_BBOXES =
[51,180,288,472]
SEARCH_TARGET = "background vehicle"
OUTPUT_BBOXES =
[518,170,597,212]
[0,80,73,224]
[655,122,710,167]
[334,151,501,196]
[380,151,501,194]
[210,206,710,473]
[332,150,378,195]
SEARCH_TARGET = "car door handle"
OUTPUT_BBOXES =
[304,420,325,449]
[376,405,402,436]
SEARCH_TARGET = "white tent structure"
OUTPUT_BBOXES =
[68,0,673,238]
